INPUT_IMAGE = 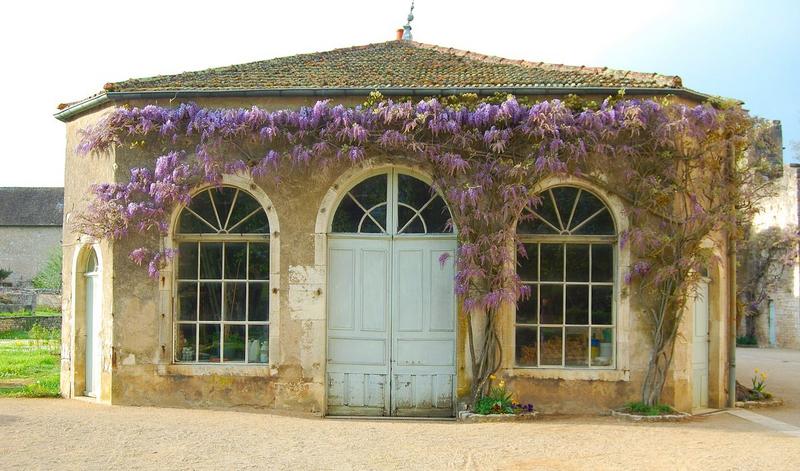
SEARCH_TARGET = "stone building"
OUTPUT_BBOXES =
[739,155,800,349]
[55,39,737,415]
[0,187,63,285]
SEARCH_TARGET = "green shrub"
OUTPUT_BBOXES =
[31,249,62,290]
[737,335,757,346]
[0,268,12,282]
[624,401,674,416]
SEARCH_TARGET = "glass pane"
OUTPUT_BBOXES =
[177,282,198,321]
[592,245,613,282]
[515,326,538,366]
[399,213,425,233]
[224,282,247,321]
[178,211,210,234]
[234,211,269,234]
[420,196,452,233]
[199,282,222,321]
[226,191,263,231]
[224,243,247,279]
[198,324,221,363]
[248,282,269,321]
[187,190,219,230]
[565,326,589,367]
[397,174,432,209]
[331,194,363,233]
[517,210,558,234]
[175,324,197,362]
[537,192,562,231]
[570,190,605,232]
[248,325,269,364]
[565,244,590,282]
[199,243,222,279]
[210,187,237,228]
[516,285,537,324]
[361,204,386,233]
[591,328,614,366]
[565,285,589,324]
[540,244,563,281]
[574,209,615,235]
[178,243,198,279]
[249,243,270,280]
[539,284,563,324]
[517,243,538,282]
[540,327,563,365]
[551,187,579,228]
[349,174,387,209]
[592,286,613,325]
[397,205,417,233]
[223,324,246,362]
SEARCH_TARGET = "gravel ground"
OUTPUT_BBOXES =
[736,347,800,427]
[1,397,798,470]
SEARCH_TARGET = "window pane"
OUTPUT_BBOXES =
[540,327,563,365]
[210,188,236,229]
[199,282,222,321]
[175,324,196,362]
[223,325,246,362]
[398,174,432,209]
[177,282,198,321]
[199,243,222,279]
[551,187,579,228]
[540,244,563,281]
[592,245,613,282]
[235,210,270,234]
[570,191,605,230]
[226,191,266,233]
[592,286,613,325]
[516,285,537,324]
[397,205,420,233]
[248,282,269,322]
[188,190,220,231]
[539,284,563,324]
[591,328,614,366]
[178,243,198,279]
[420,196,452,233]
[535,192,561,231]
[249,243,269,280]
[331,194,363,233]
[565,327,589,367]
[178,211,210,234]
[574,209,615,235]
[224,282,247,321]
[224,243,247,279]
[198,324,221,363]
[350,174,387,209]
[248,325,269,364]
[565,244,590,282]
[515,326,538,366]
[518,243,538,282]
[565,285,589,324]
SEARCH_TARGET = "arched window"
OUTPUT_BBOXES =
[515,186,616,369]
[331,172,452,235]
[174,187,270,364]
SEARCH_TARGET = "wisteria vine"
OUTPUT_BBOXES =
[76,94,773,405]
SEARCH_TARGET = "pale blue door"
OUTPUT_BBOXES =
[768,301,777,346]
[692,279,709,409]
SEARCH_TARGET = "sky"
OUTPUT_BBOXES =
[1,0,798,187]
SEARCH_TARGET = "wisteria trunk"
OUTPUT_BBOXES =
[640,279,683,407]
[467,307,502,405]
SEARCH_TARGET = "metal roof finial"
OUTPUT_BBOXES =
[402,1,415,40]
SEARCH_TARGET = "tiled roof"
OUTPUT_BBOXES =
[107,40,683,92]
[0,188,63,226]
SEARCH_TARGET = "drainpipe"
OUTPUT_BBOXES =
[727,141,737,408]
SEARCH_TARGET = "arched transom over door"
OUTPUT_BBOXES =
[326,170,457,417]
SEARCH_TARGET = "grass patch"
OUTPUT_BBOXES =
[623,401,674,416]
[0,309,62,318]
[0,328,61,398]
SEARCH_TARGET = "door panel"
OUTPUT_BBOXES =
[327,238,392,416]
[391,238,457,417]
[692,280,709,409]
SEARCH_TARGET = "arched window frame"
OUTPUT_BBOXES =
[164,175,279,368]
[514,182,621,371]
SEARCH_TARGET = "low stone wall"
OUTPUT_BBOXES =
[0,315,61,333]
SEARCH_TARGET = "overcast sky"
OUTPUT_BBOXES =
[1,0,798,187]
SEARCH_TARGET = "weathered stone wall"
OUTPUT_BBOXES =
[0,315,61,333]
[61,93,731,414]
[739,164,800,349]
[0,226,62,284]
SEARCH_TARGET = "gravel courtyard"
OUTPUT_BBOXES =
[1,348,798,470]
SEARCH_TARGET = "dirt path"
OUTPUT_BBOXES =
[0,398,798,470]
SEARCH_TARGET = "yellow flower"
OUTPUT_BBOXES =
[762,373,767,379]
[754,368,759,374]
[498,380,506,388]
[489,374,496,380]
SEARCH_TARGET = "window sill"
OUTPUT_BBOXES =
[157,364,275,377]
[505,367,629,382]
